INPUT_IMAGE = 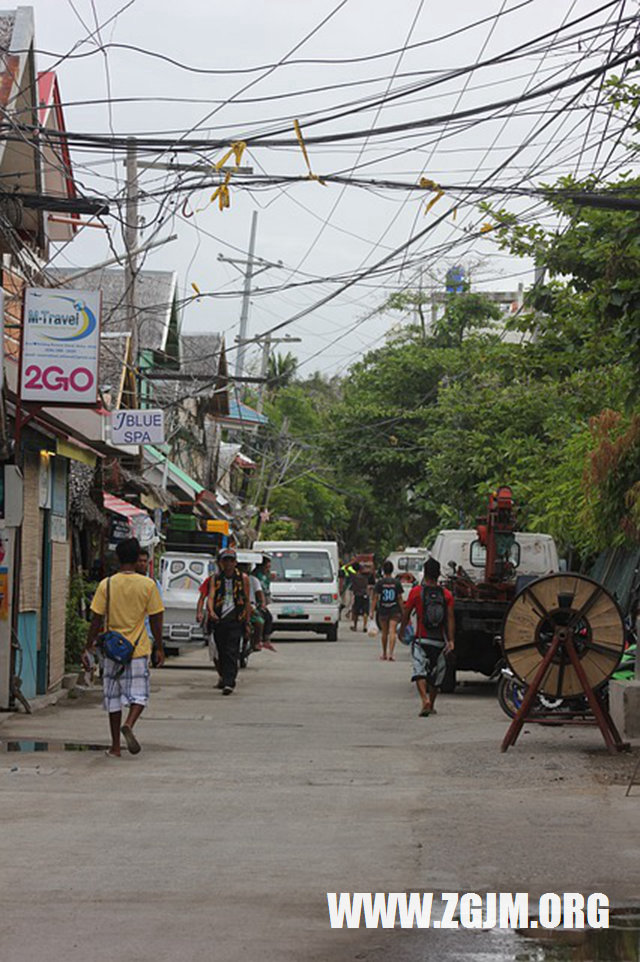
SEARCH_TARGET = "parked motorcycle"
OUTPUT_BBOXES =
[496,620,637,719]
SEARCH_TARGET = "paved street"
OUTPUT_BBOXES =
[0,624,638,962]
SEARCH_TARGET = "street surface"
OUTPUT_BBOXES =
[0,623,638,962]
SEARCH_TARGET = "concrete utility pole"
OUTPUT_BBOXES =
[254,416,292,538]
[256,334,301,414]
[124,138,139,369]
[235,210,258,381]
[218,213,284,385]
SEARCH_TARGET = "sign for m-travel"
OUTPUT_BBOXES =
[20,288,102,406]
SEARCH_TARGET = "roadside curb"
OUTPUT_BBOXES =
[0,683,93,725]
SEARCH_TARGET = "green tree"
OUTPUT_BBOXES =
[267,351,298,392]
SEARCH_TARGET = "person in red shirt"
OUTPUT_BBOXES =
[399,557,455,716]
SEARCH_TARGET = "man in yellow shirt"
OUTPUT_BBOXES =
[84,538,165,757]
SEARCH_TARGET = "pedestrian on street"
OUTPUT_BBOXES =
[84,537,165,757]
[399,557,455,716]
[197,568,223,683]
[239,561,264,665]
[371,560,404,661]
[207,548,251,695]
[253,556,276,651]
[339,558,357,619]
[350,563,371,632]
[137,547,164,667]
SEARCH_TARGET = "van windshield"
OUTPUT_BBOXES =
[271,551,333,583]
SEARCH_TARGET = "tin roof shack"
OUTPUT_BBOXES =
[48,267,181,410]
[147,331,230,490]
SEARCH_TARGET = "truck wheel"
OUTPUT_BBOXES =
[440,661,457,693]
[326,624,338,642]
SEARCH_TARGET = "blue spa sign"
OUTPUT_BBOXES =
[111,409,165,446]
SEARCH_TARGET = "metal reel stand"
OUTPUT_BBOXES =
[500,573,629,755]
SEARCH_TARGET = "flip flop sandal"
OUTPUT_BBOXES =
[104,750,120,759]
[419,706,431,717]
[120,725,141,755]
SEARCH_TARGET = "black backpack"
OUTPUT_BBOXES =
[422,584,446,633]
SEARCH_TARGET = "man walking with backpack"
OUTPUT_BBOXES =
[84,538,165,757]
[399,557,455,716]
[207,547,251,695]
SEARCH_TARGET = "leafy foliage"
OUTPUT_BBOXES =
[250,162,640,563]
[65,573,96,669]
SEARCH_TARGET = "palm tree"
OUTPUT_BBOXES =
[267,351,298,391]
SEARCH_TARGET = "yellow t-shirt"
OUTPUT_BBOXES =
[91,572,164,658]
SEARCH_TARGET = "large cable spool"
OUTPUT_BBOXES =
[502,573,625,699]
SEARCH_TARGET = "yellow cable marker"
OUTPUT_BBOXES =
[419,177,444,215]
[424,189,444,214]
[191,282,201,296]
[211,170,232,211]
[293,119,326,185]
[206,141,247,212]
[480,222,495,233]
[452,208,458,222]
[214,141,247,171]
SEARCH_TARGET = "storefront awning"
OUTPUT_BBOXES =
[103,492,158,548]
[143,446,204,499]
[103,492,148,519]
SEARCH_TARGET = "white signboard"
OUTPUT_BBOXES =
[20,288,101,405]
[111,408,165,446]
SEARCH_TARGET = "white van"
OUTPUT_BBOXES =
[159,551,214,647]
[252,540,340,641]
[386,547,429,597]
[429,529,559,582]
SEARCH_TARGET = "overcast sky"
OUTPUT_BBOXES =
[28,0,636,377]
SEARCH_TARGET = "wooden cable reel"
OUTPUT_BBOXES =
[500,573,629,753]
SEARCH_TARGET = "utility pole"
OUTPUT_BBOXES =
[257,332,271,415]
[256,333,301,414]
[218,213,283,385]
[416,267,426,341]
[124,138,139,382]
[235,210,257,381]
[254,417,292,538]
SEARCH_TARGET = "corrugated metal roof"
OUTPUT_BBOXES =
[225,398,269,426]
[144,445,205,496]
[48,267,178,353]
[0,13,16,52]
[180,332,223,376]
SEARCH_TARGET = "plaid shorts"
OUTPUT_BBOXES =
[102,656,150,713]
[411,639,447,687]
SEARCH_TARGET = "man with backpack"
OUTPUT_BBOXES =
[207,547,251,695]
[399,557,455,716]
[84,538,165,757]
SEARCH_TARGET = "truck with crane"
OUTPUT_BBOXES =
[429,486,559,691]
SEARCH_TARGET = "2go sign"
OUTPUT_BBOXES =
[20,287,101,405]
[23,365,95,394]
